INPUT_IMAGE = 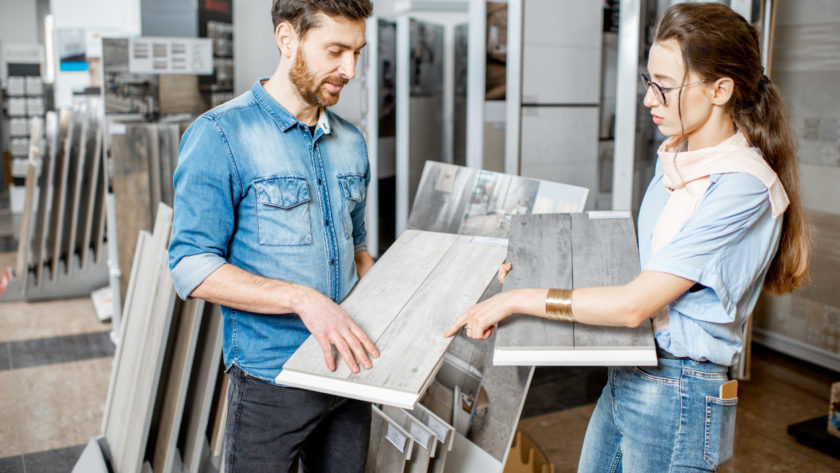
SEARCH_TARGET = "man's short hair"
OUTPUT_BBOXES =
[272,0,373,37]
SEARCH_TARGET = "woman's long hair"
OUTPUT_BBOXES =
[655,2,809,295]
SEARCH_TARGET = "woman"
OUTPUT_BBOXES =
[444,3,809,472]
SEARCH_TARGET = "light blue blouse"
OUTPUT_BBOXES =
[637,159,783,366]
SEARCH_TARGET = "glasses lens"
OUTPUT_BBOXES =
[640,74,667,106]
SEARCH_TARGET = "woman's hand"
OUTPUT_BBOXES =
[444,291,518,340]
[498,262,512,285]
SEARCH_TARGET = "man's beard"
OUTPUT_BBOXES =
[289,49,348,107]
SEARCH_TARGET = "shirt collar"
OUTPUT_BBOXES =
[251,78,333,135]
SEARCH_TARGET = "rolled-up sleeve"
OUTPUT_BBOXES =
[168,116,242,299]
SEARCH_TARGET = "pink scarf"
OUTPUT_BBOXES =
[649,131,789,332]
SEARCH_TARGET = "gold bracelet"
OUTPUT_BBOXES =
[546,288,575,322]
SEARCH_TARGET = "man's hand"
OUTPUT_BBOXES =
[294,286,380,373]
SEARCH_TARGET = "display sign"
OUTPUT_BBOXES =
[128,37,213,75]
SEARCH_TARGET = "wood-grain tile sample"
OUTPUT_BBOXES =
[47,110,73,280]
[32,113,59,286]
[110,124,154,298]
[381,405,437,473]
[151,298,205,473]
[494,213,656,366]
[15,118,43,281]
[276,230,507,409]
[79,115,103,267]
[101,204,176,473]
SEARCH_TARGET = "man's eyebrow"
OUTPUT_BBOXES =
[326,41,367,51]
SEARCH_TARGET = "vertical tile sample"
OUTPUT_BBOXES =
[366,406,411,473]
[276,230,507,409]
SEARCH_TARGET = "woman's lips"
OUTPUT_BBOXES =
[652,114,664,125]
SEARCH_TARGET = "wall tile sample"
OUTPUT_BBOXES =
[494,212,656,366]
[276,230,507,409]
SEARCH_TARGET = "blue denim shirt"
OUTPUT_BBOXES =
[169,79,370,382]
[637,159,782,366]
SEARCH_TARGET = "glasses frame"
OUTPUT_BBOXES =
[640,73,708,106]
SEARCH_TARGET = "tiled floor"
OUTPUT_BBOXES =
[0,280,113,473]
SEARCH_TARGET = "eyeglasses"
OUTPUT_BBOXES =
[640,73,707,106]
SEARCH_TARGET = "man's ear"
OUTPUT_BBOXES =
[711,76,734,106]
[275,22,298,60]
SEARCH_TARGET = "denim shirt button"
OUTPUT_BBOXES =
[317,179,322,185]
[330,258,335,265]
[325,219,329,226]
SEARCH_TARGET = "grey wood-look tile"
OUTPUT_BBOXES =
[494,213,656,366]
[79,117,103,268]
[49,109,76,280]
[495,214,574,354]
[570,213,654,352]
[276,231,506,408]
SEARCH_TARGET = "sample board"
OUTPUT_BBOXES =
[276,230,507,409]
[493,212,656,366]
[408,161,588,238]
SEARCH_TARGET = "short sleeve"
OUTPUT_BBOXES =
[168,116,243,299]
[645,173,781,323]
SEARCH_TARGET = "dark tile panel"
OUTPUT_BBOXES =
[6,331,114,371]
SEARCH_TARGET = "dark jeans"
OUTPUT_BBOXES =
[224,365,371,473]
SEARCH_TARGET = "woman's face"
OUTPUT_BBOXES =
[644,39,716,141]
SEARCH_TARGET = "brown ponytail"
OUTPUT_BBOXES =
[655,3,810,294]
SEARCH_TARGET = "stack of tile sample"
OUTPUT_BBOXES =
[76,204,228,473]
[0,97,109,302]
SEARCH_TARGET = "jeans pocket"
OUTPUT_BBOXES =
[704,395,737,469]
[338,173,365,240]
[254,176,313,246]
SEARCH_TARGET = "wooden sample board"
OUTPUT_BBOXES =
[493,212,656,366]
[276,230,507,409]
[79,113,104,267]
[110,124,155,298]
[407,161,589,238]
[101,204,177,473]
[404,403,454,473]
[31,112,59,286]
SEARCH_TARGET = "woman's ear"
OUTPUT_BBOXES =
[275,22,298,60]
[711,77,735,106]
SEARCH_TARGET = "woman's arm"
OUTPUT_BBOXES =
[444,269,695,340]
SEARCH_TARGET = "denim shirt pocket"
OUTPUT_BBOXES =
[337,173,366,240]
[254,176,313,246]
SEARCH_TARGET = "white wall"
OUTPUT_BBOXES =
[0,0,40,84]
[233,0,277,95]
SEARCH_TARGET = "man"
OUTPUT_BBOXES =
[168,1,377,471]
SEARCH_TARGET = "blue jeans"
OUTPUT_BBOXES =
[224,365,371,473]
[578,357,737,472]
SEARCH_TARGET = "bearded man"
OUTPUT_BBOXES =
[168,1,378,471]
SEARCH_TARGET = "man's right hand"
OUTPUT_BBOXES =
[294,286,380,373]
